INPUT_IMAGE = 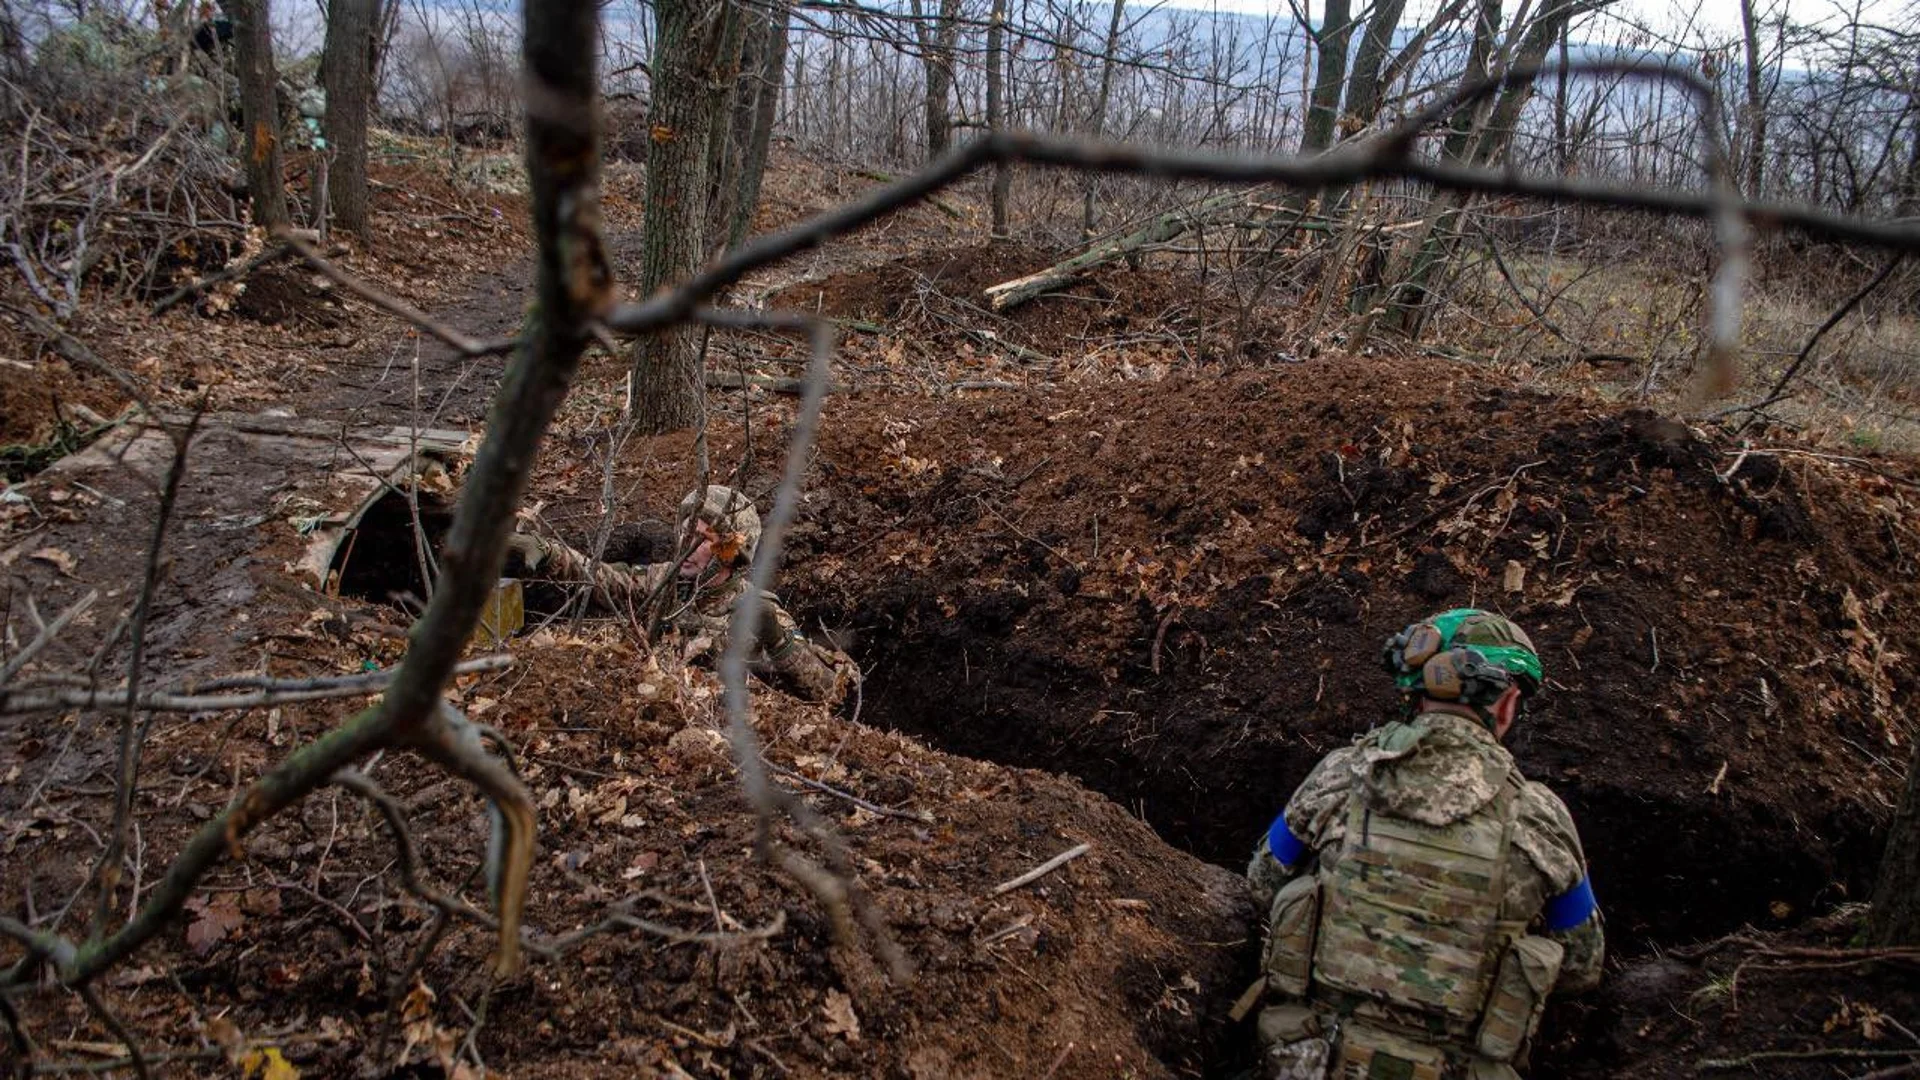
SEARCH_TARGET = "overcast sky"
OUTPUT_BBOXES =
[1156,0,1914,42]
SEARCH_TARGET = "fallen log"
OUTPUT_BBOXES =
[981,190,1252,312]
[705,369,850,395]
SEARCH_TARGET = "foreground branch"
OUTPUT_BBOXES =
[0,655,513,716]
[607,126,1920,341]
[0,0,609,994]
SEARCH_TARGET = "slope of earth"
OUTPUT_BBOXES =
[768,241,1301,380]
[0,400,1256,1077]
[777,358,1918,961]
[3,622,1254,1078]
[2,148,1253,1076]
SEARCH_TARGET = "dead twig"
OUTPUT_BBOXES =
[1723,255,1904,431]
[708,308,911,982]
[149,242,293,315]
[93,406,205,939]
[74,985,147,1080]
[284,236,517,359]
[1151,607,1181,676]
[0,587,97,683]
[0,654,514,715]
[766,760,935,824]
[1700,1048,1920,1072]
[991,843,1093,896]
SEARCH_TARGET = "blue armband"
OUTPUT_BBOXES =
[1267,813,1309,869]
[1543,876,1598,931]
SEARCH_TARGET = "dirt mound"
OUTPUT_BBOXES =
[781,359,1918,953]
[229,266,350,329]
[1,412,1255,1079]
[769,241,1296,366]
[2,627,1253,1078]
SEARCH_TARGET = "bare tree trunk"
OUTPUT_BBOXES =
[219,0,291,234]
[1299,0,1355,154]
[1439,0,1501,163]
[1385,0,1596,338]
[1869,747,1920,945]
[633,0,724,434]
[916,0,961,161]
[322,0,379,235]
[1554,23,1571,172]
[987,0,1010,237]
[725,2,790,249]
[1340,0,1409,134]
[0,0,33,81]
[703,0,748,240]
[1901,108,1920,217]
[1738,0,1767,196]
[1081,0,1125,238]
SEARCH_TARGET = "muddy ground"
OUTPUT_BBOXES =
[5,150,1920,1079]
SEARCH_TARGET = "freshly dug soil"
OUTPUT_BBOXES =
[8,177,1920,1078]
[769,241,1297,366]
[2,625,1255,1078]
[778,359,1918,955]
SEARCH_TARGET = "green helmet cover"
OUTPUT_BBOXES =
[1393,608,1543,695]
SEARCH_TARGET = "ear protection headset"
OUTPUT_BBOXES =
[1381,619,1519,722]
[1415,646,1514,708]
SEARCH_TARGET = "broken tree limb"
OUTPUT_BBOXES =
[983,192,1248,311]
[149,242,292,315]
[705,369,850,395]
[991,842,1092,895]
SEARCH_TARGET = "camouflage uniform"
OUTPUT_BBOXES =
[510,486,850,703]
[1248,712,1603,1080]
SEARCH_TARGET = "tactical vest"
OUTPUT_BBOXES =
[1263,763,1564,1077]
[1313,769,1524,1033]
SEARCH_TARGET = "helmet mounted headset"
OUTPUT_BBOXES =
[1381,608,1543,732]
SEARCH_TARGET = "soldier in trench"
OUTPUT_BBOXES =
[1247,609,1604,1080]
[506,485,851,703]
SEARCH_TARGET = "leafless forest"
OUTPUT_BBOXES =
[2,0,1920,1075]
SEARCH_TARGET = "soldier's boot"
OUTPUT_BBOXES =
[1257,1006,1332,1080]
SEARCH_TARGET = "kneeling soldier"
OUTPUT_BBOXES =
[1248,609,1603,1080]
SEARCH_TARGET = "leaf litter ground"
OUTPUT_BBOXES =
[4,151,1920,1078]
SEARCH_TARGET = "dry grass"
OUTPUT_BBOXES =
[1454,250,1920,454]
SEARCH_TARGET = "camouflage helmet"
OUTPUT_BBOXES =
[1382,608,1543,697]
[679,485,762,565]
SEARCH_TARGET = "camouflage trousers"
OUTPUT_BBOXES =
[1258,1010,1522,1080]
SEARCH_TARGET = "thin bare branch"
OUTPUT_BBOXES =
[0,587,97,684]
[284,237,518,359]
[0,655,514,716]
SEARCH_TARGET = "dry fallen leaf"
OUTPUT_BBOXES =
[240,1047,301,1080]
[184,896,245,955]
[822,990,861,1043]
[29,546,76,576]
[1502,560,1527,594]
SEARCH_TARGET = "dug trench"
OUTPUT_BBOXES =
[311,354,1916,1076]
[769,358,1919,1075]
